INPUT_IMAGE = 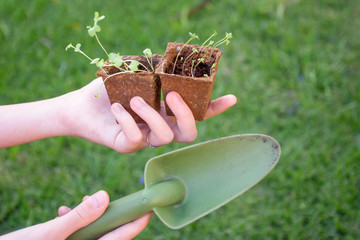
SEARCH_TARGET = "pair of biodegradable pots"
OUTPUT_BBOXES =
[96,43,222,123]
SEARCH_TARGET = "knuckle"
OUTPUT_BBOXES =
[74,205,88,224]
[159,131,174,144]
[127,132,143,145]
[184,131,198,143]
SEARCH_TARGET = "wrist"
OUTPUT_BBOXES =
[55,89,84,138]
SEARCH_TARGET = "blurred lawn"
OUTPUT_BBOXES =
[0,0,359,239]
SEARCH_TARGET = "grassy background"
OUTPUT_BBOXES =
[0,0,359,239]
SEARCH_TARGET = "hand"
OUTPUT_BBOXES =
[0,191,151,240]
[62,77,237,153]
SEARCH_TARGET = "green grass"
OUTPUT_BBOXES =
[1,0,359,239]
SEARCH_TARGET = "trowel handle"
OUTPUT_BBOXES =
[67,179,185,240]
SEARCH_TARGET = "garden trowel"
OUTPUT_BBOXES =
[68,134,281,240]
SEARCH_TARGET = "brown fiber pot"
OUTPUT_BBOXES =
[156,42,222,121]
[96,55,162,123]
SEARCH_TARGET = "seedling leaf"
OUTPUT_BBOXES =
[143,48,152,58]
[109,52,124,68]
[87,25,101,37]
[189,32,199,40]
[90,58,100,65]
[74,43,81,52]
[143,48,154,71]
[65,43,74,51]
[87,12,105,37]
[97,59,105,68]
[172,32,200,74]
[94,12,105,23]
[128,60,140,72]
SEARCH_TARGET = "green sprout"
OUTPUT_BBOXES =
[170,31,232,78]
[172,32,199,74]
[90,58,105,69]
[214,32,233,48]
[210,32,232,58]
[191,57,205,77]
[210,63,216,76]
[67,12,155,74]
[190,59,196,76]
[108,53,124,69]
[87,12,108,57]
[66,11,157,75]
[66,42,109,71]
[66,12,157,97]
[143,48,154,71]
[66,43,92,61]
[128,60,140,72]
[199,30,217,53]
[182,47,199,75]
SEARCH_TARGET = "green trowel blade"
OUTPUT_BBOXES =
[144,134,281,229]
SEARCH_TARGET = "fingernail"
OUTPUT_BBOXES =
[90,191,107,208]
[112,103,124,113]
[132,97,146,110]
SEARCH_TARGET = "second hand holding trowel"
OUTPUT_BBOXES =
[68,134,281,240]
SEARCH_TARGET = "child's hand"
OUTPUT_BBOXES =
[0,77,236,150]
[63,77,237,153]
[0,191,151,240]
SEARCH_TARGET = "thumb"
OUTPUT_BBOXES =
[52,190,109,238]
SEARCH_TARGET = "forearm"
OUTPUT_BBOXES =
[0,94,72,148]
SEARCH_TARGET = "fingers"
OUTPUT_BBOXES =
[58,195,89,217]
[58,195,152,240]
[110,93,236,151]
[110,103,143,153]
[165,92,197,142]
[111,98,174,151]
[99,213,153,240]
[203,94,237,120]
[52,190,110,239]
[58,206,72,217]
[130,97,174,147]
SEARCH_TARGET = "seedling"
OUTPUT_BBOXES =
[170,31,232,78]
[181,47,198,75]
[172,32,199,74]
[198,30,217,53]
[191,56,206,77]
[66,12,156,96]
[157,31,232,121]
[210,32,232,58]
[143,48,154,71]
[87,12,108,58]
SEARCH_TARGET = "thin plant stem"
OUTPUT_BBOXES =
[145,56,154,71]
[193,54,207,77]
[211,33,232,58]
[209,64,215,76]
[198,32,217,53]
[181,48,198,75]
[172,35,198,74]
[190,60,196,77]
[124,60,150,72]
[78,50,93,62]
[95,33,109,58]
